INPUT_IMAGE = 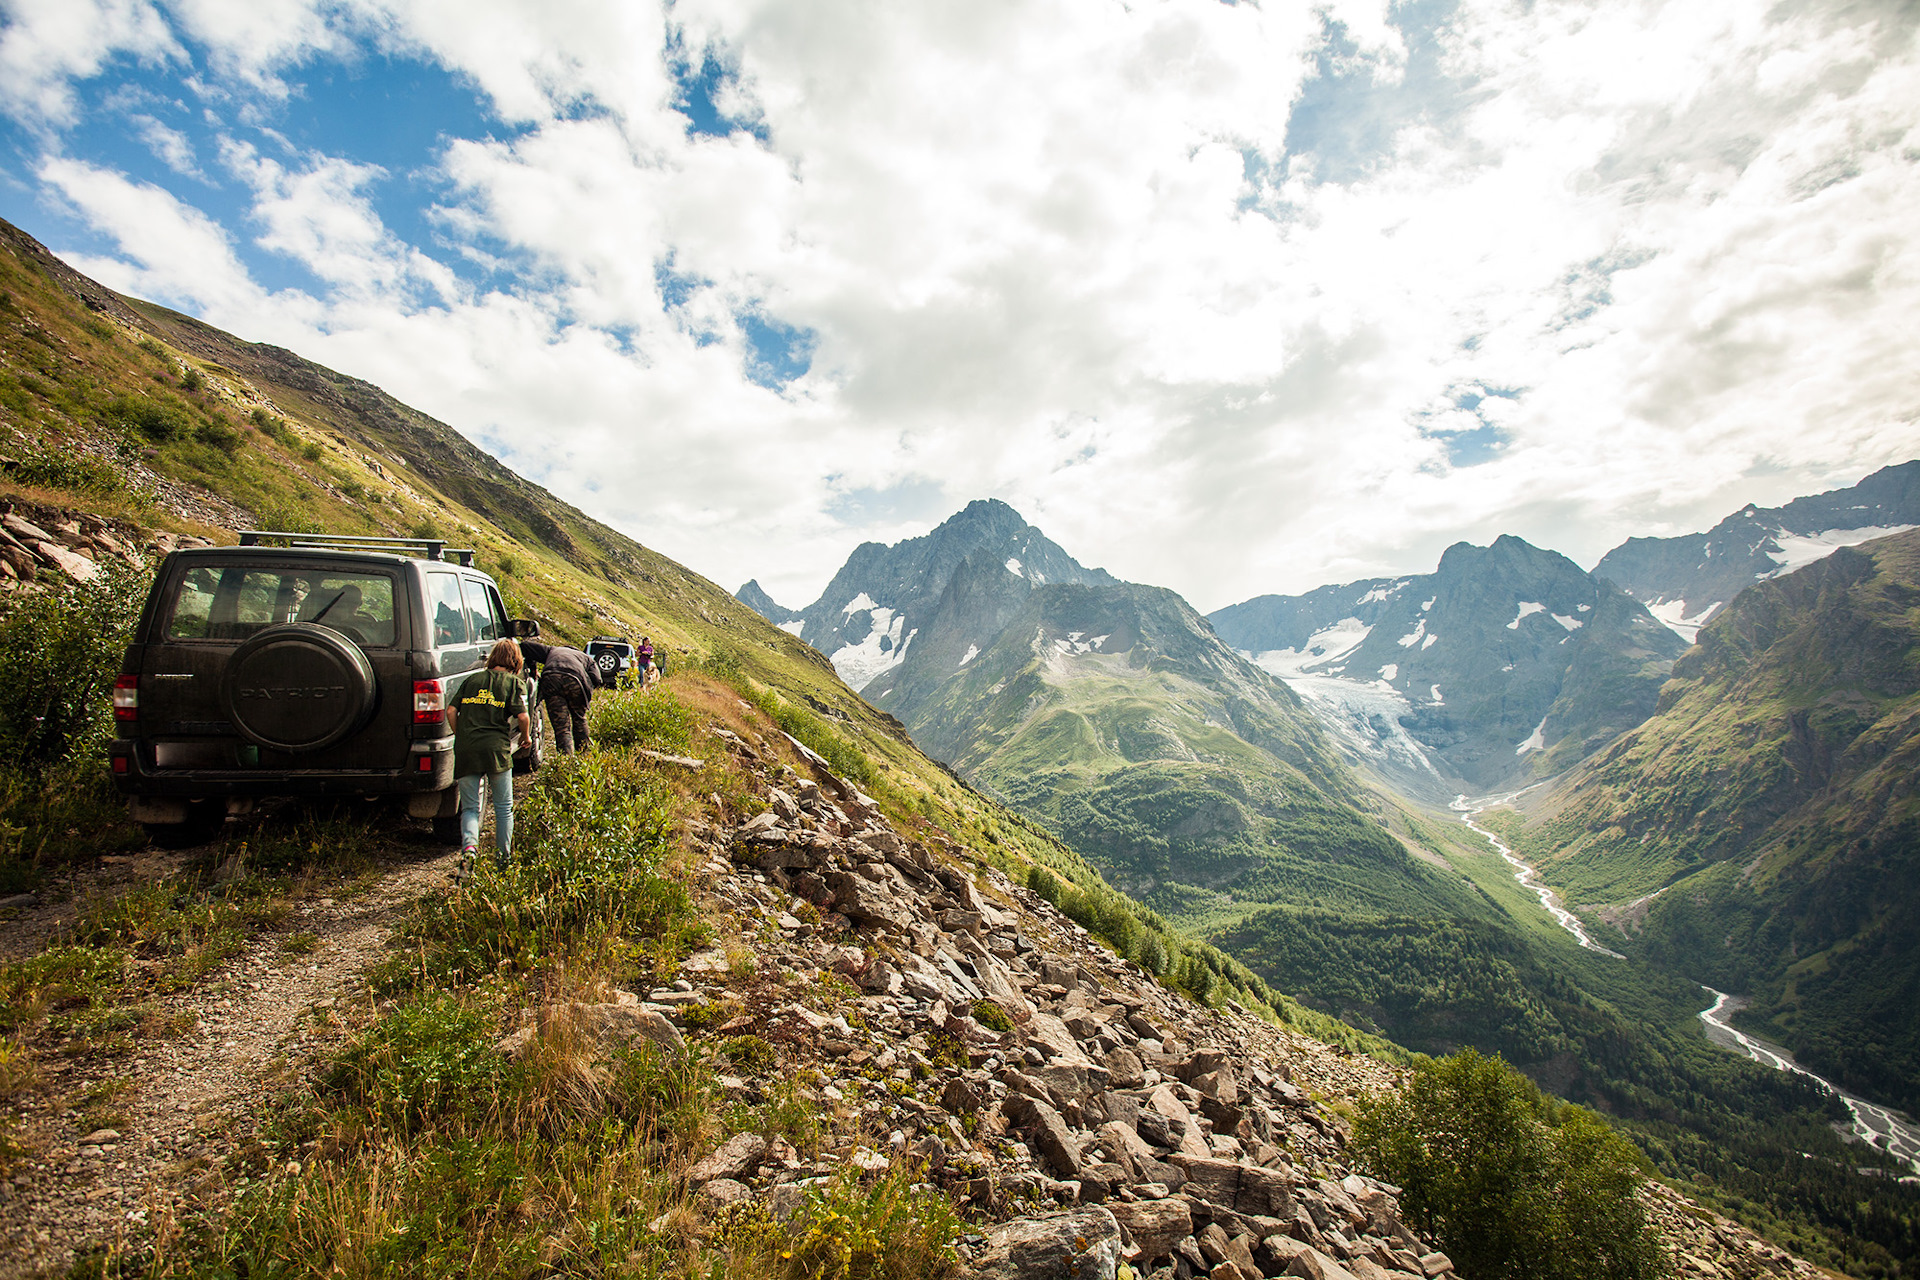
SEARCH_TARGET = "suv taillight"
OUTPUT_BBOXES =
[114,675,138,722]
[414,679,444,725]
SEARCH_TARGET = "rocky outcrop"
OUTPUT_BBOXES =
[0,503,174,587]
[628,723,1831,1280]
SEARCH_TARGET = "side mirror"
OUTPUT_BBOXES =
[508,619,542,639]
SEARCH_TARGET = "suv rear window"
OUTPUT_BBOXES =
[165,566,399,647]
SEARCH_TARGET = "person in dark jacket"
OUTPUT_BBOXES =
[520,639,601,753]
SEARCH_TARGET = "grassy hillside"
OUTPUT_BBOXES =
[0,215,1389,1056]
[896,579,1486,937]
[1518,529,1920,1114]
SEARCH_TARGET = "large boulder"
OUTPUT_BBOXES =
[1285,1247,1363,1280]
[973,1207,1123,1280]
[1005,1095,1083,1178]
[688,1132,768,1184]
[1108,1198,1192,1263]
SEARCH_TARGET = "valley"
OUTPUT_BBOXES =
[0,204,1914,1277]
[745,464,1920,1278]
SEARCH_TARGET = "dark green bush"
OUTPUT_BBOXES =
[327,990,513,1132]
[1353,1048,1666,1280]
[104,392,192,442]
[591,688,696,753]
[195,418,244,455]
[0,561,144,770]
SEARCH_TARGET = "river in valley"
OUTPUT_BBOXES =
[1452,795,1624,958]
[1450,795,1919,1175]
[1698,989,1920,1176]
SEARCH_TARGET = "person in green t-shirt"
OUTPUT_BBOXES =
[446,638,531,867]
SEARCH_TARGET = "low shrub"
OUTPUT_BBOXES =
[195,418,244,455]
[592,688,698,753]
[776,1163,961,1280]
[104,392,193,442]
[326,990,515,1133]
[0,561,144,771]
[1353,1047,1666,1280]
[388,752,700,985]
[1,447,125,497]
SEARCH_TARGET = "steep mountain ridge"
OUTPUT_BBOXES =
[1209,535,1687,793]
[734,578,803,628]
[765,507,1470,934]
[1594,460,1920,642]
[1522,527,1920,1112]
[776,499,1114,697]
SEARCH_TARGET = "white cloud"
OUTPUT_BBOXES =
[37,155,269,315]
[7,0,1920,611]
[131,113,202,175]
[0,0,181,125]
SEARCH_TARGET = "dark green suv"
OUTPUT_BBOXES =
[109,532,541,846]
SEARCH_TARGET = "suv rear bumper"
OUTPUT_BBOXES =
[109,736,454,798]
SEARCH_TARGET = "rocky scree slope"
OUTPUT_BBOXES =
[1208,535,1687,794]
[1594,460,1920,644]
[1524,527,1920,1113]
[632,721,1811,1280]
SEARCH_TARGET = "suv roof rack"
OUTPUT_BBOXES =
[238,531,476,567]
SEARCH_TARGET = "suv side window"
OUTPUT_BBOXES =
[462,576,502,644]
[426,572,468,648]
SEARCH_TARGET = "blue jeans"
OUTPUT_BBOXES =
[457,769,513,862]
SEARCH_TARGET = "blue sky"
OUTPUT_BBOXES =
[1,0,1916,609]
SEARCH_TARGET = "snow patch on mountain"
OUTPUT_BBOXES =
[832,606,916,691]
[1515,716,1549,754]
[1379,663,1399,682]
[1551,613,1583,631]
[1646,597,1721,644]
[1005,557,1023,576]
[778,619,805,638]
[1244,618,1373,678]
[1358,580,1408,605]
[842,592,878,616]
[1397,619,1428,648]
[1431,685,1444,704]
[1767,525,1918,575]
[958,643,979,667]
[1421,632,1438,650]
[1508,601,1546,629]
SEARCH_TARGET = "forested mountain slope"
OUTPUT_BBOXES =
[1526,527,1920,1112]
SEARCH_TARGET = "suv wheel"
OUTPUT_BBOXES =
[220,623,377,752]
[143,801,227,849]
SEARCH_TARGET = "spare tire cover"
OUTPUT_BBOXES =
[220,623,377,753]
